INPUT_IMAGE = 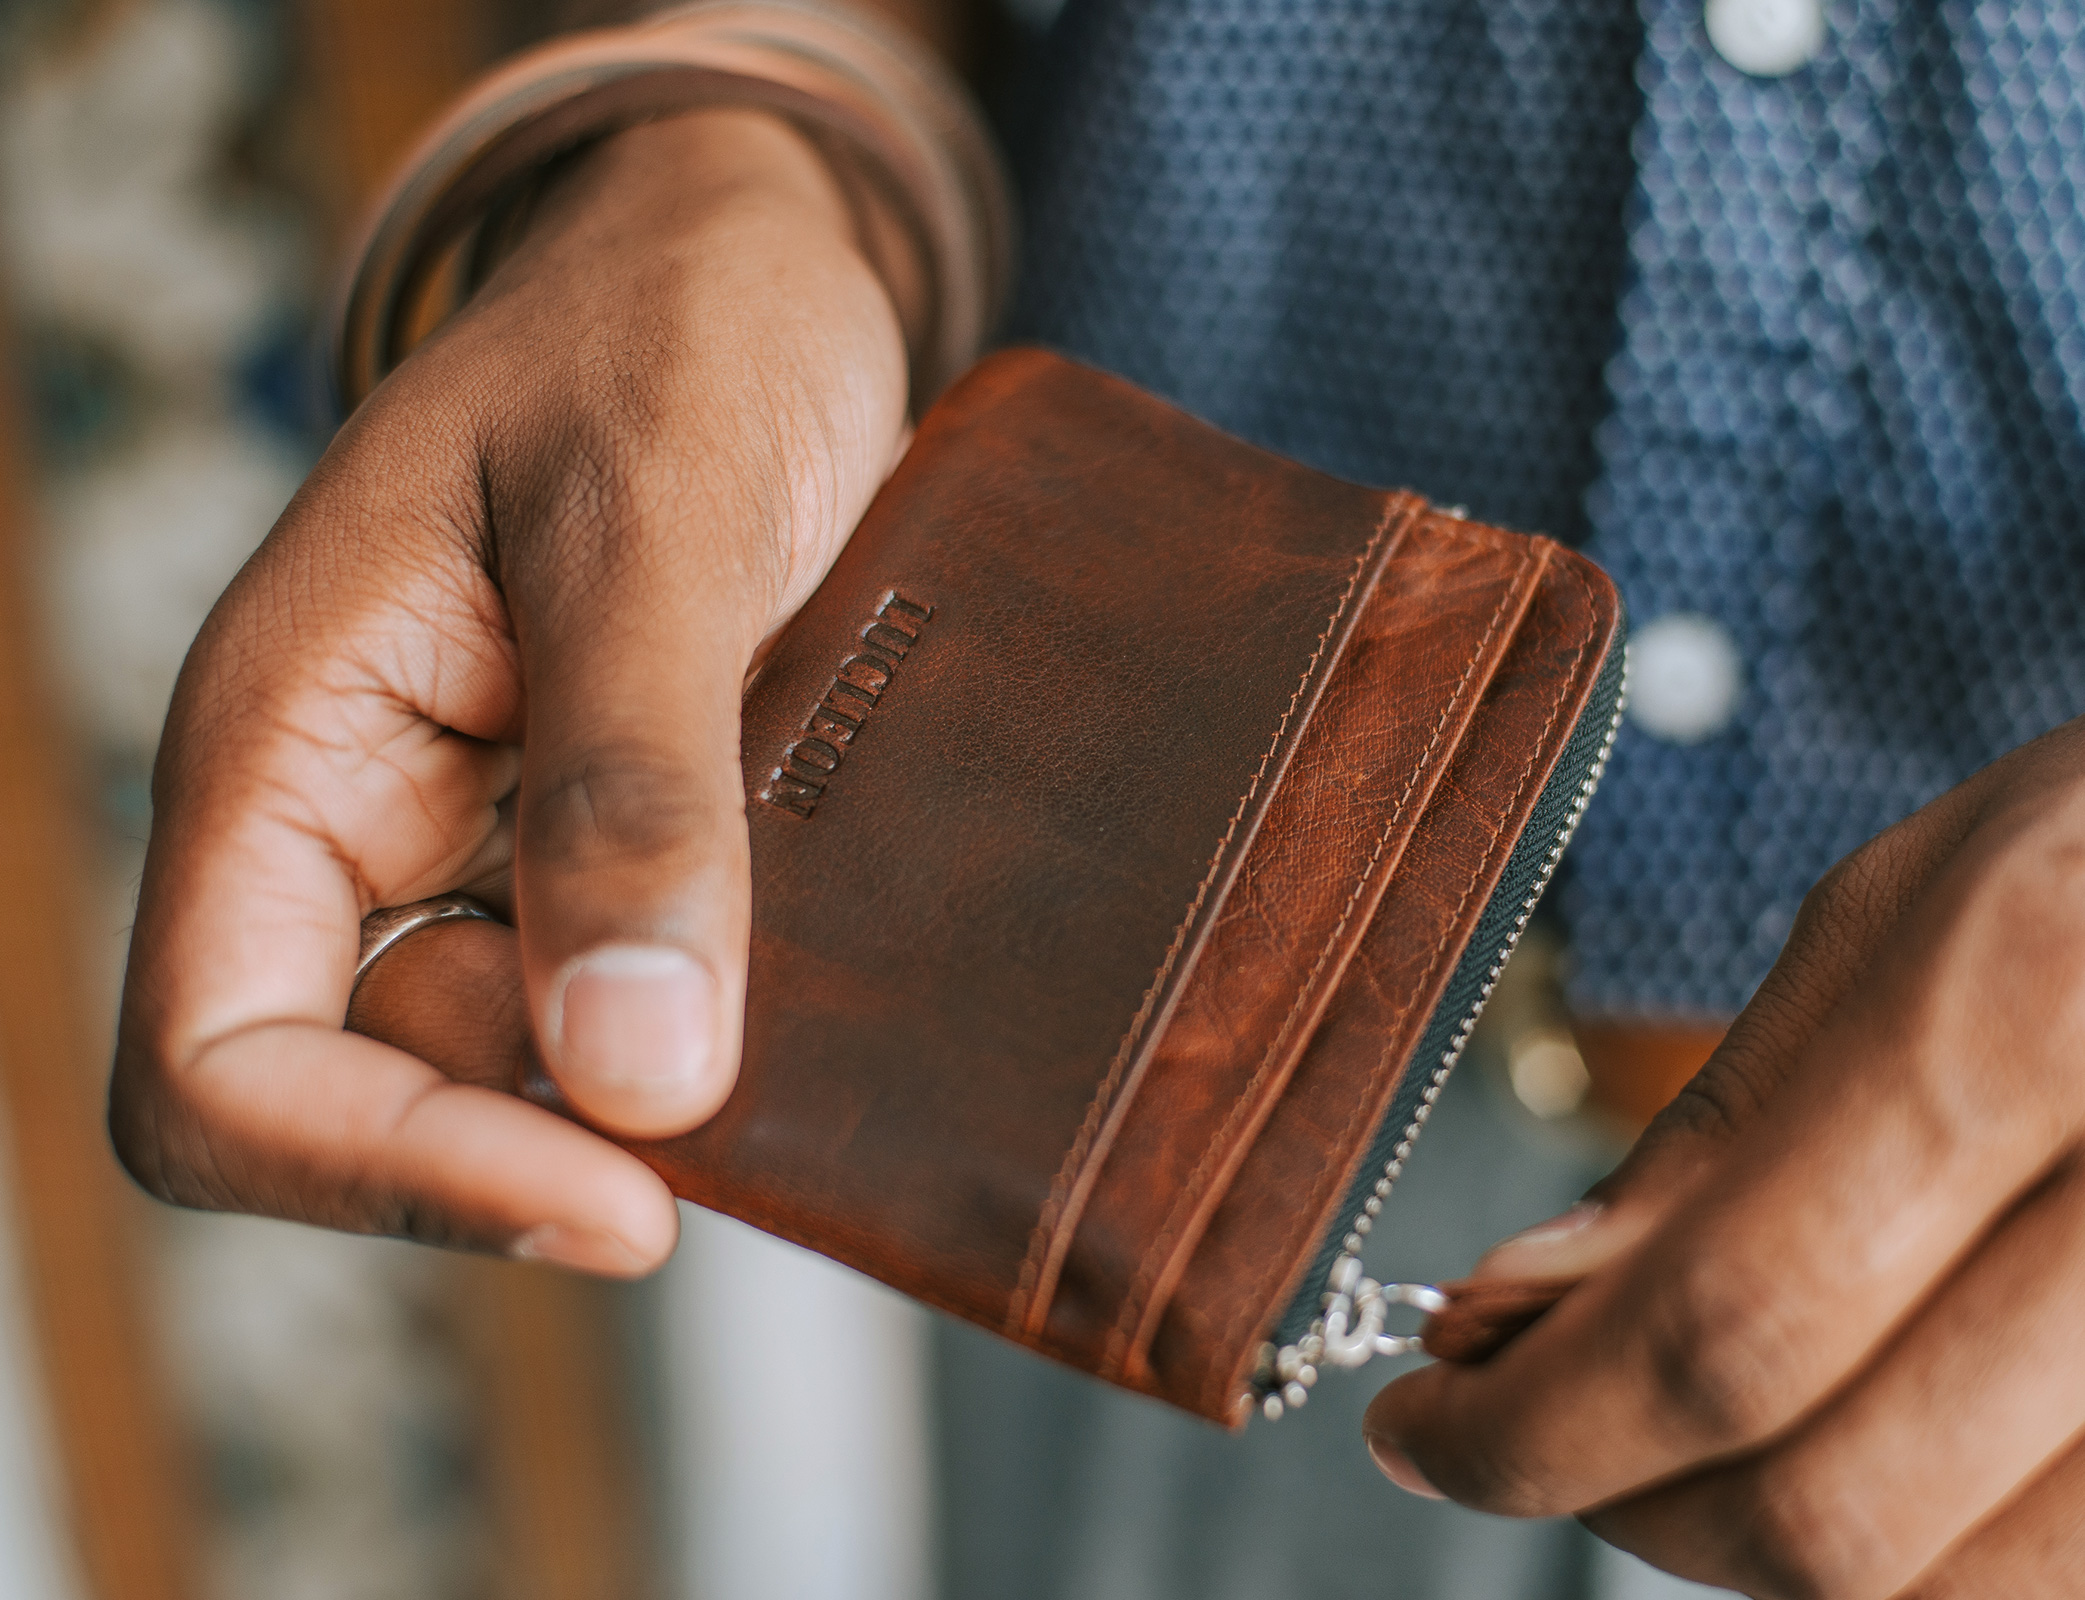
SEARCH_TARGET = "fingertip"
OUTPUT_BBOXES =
[544,944,740,1137]
[514,1160,682,1278]
[1367,1435,1446,1500]
[1468,1201,1610,1281]
[595,1153,685,1271]
[1363,1386,1445,1499]
[512,1224,652,1276]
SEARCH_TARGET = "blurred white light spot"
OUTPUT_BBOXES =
[1705,0,1825,78]
[1508,1030,1592,1121]
[1628,614,1743,743]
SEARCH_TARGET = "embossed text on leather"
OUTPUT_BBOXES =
[759,591,933,818]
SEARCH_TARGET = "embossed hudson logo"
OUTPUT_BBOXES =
[759,591,933,819]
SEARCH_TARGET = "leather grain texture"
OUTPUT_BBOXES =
[1151,530,1619,1416]
[1422,1277,1578,1365]
[624,349,1621,1424]
[1037,521,1551,1380]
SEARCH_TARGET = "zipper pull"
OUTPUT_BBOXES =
[1322,1259,1448,1368]
[1258,1264,1448,1421]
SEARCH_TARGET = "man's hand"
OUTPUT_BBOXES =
[1365,719,2085,1595]
[108,109,911,1275]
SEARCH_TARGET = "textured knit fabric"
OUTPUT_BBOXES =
[1010,0,2085,1016]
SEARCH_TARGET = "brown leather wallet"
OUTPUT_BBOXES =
[625,348,1624,1425]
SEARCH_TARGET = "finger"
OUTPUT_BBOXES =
[1459,727,2085,1304]
[1418,817,1960,1363]
[1462,764,1998,1300]
[343,916,680,1271]
[1416,731,2085,1406]
[137,1022,675,1273]
[494,204,908,1138]
[115,415,667,1271]
[1584,1154,2085,1598]
[1902,1431,2085,1599]
[507,518,758,1142]
[1369,784,2085,1515]
[347,915,534,1093]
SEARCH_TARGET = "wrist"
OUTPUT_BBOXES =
[505,108,915,329]
[443,106,912,649]
[332,1,1009,414]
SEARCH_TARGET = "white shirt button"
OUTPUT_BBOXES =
[1627,613,1743,744]
[1705,0,1826,78]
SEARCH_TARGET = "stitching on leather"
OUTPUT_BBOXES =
[1100,531,1532,1377]
[1195,555,1596,1415]
[1196,555,1593,1412]
[1002,497,1409,1338]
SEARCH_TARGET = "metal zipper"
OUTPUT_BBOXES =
[1250,661,1628,1421]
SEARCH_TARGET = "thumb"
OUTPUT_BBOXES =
[511,499,767,1139]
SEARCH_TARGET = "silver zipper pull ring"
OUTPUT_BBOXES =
[1322,1262,1447,1368]
[1369,1280,1450,1356]
[1258,1268,1448,1419]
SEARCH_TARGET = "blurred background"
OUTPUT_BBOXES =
[0,3,936,1597]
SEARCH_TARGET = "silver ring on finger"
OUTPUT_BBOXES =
[353,894,502,993]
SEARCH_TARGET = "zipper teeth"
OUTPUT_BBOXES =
[1253,660,1628,1420]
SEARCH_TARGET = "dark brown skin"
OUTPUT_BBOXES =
[1368,719,2085,1596]
[108,5,2085,1591]
[110,106,916,1274]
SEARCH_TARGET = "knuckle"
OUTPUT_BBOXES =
[1798,853,1876,938]
[1947,824,2085,1076]
[335,1175,462,1253]
[1735,1469,1900,1600]
[383,1195,469,1253]
[307,391,482,548]
[1787,824,1925,963]
[524,747,723,871]
[105,1056,176,1205]
[1446,1449,1574,1519]
[1974,826,2085,967]
[1649,1047,1777,1146]
[106,1048,234,1214]
[1639,1254,1805,1451]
